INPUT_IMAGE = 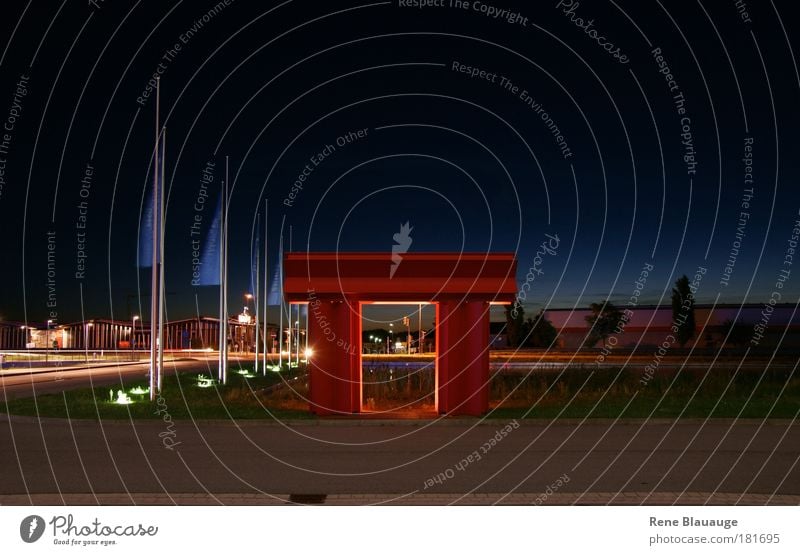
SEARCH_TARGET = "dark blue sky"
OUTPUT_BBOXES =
[0,0,798,325]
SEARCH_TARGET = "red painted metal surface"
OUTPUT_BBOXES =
[286,252,517,416]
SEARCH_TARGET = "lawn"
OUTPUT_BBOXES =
[489,366,800,419]
[1,367,314,420]
[2,365,797,420]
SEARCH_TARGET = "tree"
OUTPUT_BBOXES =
[584,301,624,348]
[504,304,525,348]
[671,275,696,347]
[522,309,558,348]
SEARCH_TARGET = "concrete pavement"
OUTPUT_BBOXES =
[1,415,797,505]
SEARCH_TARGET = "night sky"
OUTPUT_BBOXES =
[1,0,799,326]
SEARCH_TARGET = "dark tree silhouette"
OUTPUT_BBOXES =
[671,275,696,347]
[585,301,624,348]
[522,309,558,348]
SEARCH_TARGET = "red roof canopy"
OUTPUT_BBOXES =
[283,252,518,303]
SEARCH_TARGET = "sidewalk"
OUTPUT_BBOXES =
[1,492,797,506]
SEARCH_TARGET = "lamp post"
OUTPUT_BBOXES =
[131,316,139,361]
[244,294,253,353]
[132,315,139,344]
[294,320,299,367]
[45,319,53,364]
[418,303,423,354]
[85,322,93,365]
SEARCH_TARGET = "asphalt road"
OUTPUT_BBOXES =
[1,414,797,504]
[1,356,798,505]
[0,357,247,400]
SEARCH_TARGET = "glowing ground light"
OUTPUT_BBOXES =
[196,375,216,388]
[128,386,150,395]
[109,390,134,405]
[236,369,256,378]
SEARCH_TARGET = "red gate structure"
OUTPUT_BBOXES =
[283,252,518,416]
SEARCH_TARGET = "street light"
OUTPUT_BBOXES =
[131,316,139,359]
[85,322,94,364]
[45,319,53,364]
[244,294,253,352]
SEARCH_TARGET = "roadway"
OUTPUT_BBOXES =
[2,352,797,505]
[0,415,797,505]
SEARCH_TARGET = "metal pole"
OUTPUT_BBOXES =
[254,213,260,373]
[218,177,224,381]
[222,156,230,384]
[418,303,423,353]
[304,303,309,361]
[262,199,268,373]
[157,127,166,395]
[278,232,283,370]
[149,77,160,401]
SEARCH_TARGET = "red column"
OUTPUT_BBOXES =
[307,296,361,415]
[436,300,490,416]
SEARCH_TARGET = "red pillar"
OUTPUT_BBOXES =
[307,297,361,415]
[436,300,490,416]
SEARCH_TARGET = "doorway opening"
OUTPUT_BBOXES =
[360,302,436,415]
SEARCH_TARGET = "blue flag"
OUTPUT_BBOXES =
[266,252,282,306]
[250,228,259,295]
[196,191,222,286]
[137,135,164,268]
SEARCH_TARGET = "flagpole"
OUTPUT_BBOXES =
[222,156,230,384]
[157,126,166,394]
[218,177,224,381]
[262,199,268,374]
[149,77,160,402]
[278,231,283,370]
[289,226,293,368]
[254,213,260,374]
